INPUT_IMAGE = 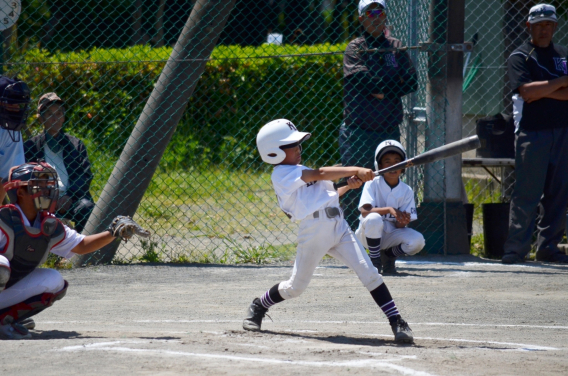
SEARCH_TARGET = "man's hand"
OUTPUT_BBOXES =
[57,195,73,214]
[372,93,385,100]
[394,210,411,227]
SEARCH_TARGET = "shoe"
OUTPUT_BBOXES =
[536,249,568,263]
[502,252,524,264]
[243,298,268,331]
[0,322,32,340]
[370,256,382,274]
[390,316,414,344]
[381,252,397,275]
[18,318,35,330]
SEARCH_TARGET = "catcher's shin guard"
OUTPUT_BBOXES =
[0,280,68,325]
[243,298,269,331]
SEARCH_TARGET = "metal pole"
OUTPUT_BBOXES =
[73,0,237,266]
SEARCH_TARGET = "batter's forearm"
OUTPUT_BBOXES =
[302,166,367,182]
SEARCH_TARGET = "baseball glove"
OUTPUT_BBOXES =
[107,215,151,241]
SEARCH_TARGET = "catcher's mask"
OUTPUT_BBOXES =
[0,76,31,141]
[3,162,60,213]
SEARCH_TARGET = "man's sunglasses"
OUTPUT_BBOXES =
[365,9,386,18]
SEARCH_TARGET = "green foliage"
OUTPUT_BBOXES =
[40,253,72,269]
[13,43,347,172]
[137,239,166,263]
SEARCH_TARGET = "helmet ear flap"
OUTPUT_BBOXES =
[265,148,287,165]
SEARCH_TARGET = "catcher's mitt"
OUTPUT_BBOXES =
[107,215,151,241]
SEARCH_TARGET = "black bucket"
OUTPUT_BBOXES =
[482,203,510,259]
[464,203,474,245]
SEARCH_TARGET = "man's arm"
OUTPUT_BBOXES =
[540,86,568,101]
[518,76,568,102]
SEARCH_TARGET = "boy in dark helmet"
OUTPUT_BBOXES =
[0,76,32,203]
[0,162,150,340]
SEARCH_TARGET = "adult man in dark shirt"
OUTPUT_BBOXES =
[339,0,417,227]
[24,93,95,233]
[502,4,568,264]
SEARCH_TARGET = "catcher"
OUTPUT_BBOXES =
[0,162,150,339]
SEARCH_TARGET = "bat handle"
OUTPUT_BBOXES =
[333,180,348,190]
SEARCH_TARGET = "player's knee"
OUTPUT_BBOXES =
[35,268,65,293]
[406,234,425,255]
[362,270,384,292]
[364,213,383,238]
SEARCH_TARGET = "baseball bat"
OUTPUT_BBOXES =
[334,135,481,189]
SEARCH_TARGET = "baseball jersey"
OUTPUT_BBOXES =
[272,164,339,222]
[0,129,24,179]
[0,204,84,259]
[358,176,417,222]
[508,41,568,132]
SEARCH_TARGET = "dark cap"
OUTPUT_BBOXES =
[37,92,64,114]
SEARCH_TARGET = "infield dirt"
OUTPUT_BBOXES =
[1,255,567,375]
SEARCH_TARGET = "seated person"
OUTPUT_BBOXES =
[24,93,94,233]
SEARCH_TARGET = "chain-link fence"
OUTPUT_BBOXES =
[1,0,565,265]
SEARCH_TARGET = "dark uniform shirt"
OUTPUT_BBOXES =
[343,32,417,132]
[508,41,568,131]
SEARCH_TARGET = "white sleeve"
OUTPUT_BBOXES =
[49,226,86,259]
[272,165,310,196]
[0,131,24,179]
[358,180,376,209]
[401,187,418,221]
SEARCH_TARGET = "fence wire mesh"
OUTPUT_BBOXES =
[0,0,563,265]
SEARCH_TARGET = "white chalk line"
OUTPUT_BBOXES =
[56,340,436,376]
[39,319,568,330]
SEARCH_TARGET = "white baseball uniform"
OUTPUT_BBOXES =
[0,204,84,309]
[355,176,424,255]
[272,164,383,300]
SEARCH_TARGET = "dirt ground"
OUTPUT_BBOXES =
[2,255,568,376]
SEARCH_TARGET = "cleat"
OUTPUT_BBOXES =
[502,252,524,264]
[390,316,413,343]
[243,298,269,331]
[381,252,398,275]
[0,322,32,340]
[18,318,36,330]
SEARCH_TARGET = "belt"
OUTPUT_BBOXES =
[312,207,342,219]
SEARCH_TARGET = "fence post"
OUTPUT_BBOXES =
[415,0,469,255]
[73,0,237,267]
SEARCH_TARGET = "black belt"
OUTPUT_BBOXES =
[313,207,342,219]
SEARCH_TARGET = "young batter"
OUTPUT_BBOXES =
[356,140,425,275]
[243,119,414,343]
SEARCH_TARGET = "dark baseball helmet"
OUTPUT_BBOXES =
[3,162,59,212]
[0,76,31,135]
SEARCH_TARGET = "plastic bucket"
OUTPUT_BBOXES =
[482,203,510,259]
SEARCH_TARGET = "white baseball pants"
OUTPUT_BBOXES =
[278,210,384,300]
[355,213,425,255]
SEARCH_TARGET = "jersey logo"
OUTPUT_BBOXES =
[554,57,567,74]
[305,181,316,187]
[26,244,35,252]
[286,121,297,131]
[385,54,398,68]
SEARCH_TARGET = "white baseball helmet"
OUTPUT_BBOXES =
[256,119,311,164]
[374,139,406,170]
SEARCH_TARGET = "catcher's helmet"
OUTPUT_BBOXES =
[0,76,31,135]
[374,139,407,171]
[256,119,311,164]
[3,162,59,212]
